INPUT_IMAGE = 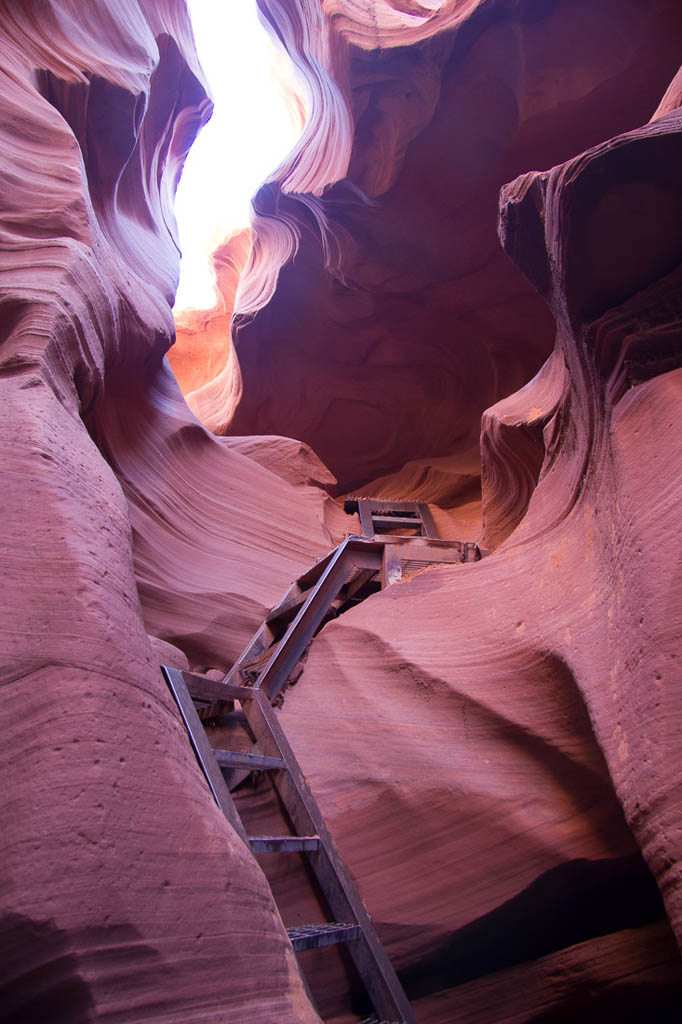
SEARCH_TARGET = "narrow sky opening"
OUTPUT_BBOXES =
[173,0,304,313]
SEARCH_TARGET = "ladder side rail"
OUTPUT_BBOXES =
[255,541,382,702]
[381,545,403,589]
[357,500,376,539]
[246,690,416,1024]
[314,850,414,1024]
[162,666,250,846]
[416,503,439,539]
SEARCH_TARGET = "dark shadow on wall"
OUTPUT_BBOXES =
[0,914,169,1023]
[397,852,667,1001]
[528,980,682,1024]
[0,913,95,1023]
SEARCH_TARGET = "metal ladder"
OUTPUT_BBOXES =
[161,531,481,1021]
[343,498,439,540]
[223,535,480,706]
[162,663,415,1024]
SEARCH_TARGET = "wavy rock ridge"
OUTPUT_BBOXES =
[278,95,682,1021]
[3,0,682,1022]
[186,0,682,505]
[0,2,348,1021]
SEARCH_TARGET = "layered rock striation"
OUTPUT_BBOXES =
[0,2,346,1020]
[170,226,251,397]
[188,0,682,503]
[275,46,682,1024]
[3,0,682,1022]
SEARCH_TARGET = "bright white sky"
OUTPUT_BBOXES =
[173,0,304,311]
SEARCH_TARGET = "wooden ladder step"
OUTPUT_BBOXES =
[214,750,285,772]
[238,639,284,680]
[249,835,320,853]
[360,1017,404,1024]
[287,922,361,952]
[180,672,254,705]
[371,515,421,530]
[266,584,312,624]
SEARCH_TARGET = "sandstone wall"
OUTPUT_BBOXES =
[189,0,682,502]
[0,2,346,1019]
[275,48,682,1024]
[4,0,682,1022]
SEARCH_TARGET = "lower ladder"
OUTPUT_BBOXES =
[162,664,416,1024]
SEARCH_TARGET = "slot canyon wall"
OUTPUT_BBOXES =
[1,2,682,1024]
[0,1,344,1021]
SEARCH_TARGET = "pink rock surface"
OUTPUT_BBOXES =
[190,0,682,499]
[419,921,682,1022]
[0,1,337,1019]
[170,227,251,395]
[271,56,682,1023]
[4,1,682,1022]
[90,362,350,671]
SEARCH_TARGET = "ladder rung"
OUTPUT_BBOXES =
[180,671,254,704]
[214,750,285,772]
[249,835,320,853]
[372,516,422,529]
[266,585,312,623]
[360,1019,404,1024]
[360,1018,403,1024]
[295,547,338,589]
[239,643,280,677]
[287,922,361,952]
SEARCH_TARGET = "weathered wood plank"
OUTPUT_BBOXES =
[266,584,310,623]
[364,500,420,512]
[334,567,379,610]
[372,515,422,531]
[296,547,340,589]
[179,671,255,705]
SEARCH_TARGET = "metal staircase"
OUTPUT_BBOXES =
[162,518,482,1023]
